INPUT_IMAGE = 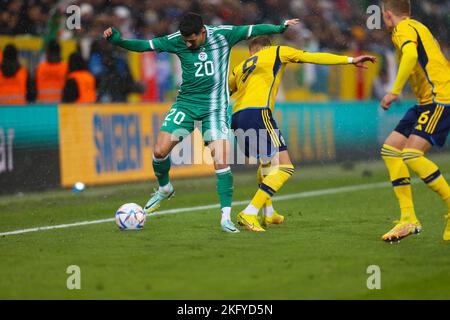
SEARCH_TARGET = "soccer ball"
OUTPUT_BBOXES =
[115,203,146,230]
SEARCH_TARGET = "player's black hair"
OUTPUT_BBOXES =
[68,52,87,72]
[179,12,204,36]
[46,40,61,63]
[1,44,20,77]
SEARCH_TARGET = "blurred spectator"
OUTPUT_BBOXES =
[0,44,29,105]
[62,52,96,103]
[0,0,448,53]
[372,67,390,101]
[89,40,144,102]
[35,40,68,103]
[1,0,449,103]
[113,6,134,39]
[0,0,51,35]
[0,0,450,57]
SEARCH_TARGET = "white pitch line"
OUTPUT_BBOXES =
[0,181,391,237]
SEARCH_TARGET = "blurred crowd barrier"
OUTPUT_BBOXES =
[3,100,449,194]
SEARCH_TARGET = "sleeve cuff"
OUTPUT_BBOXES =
[348,57,354,64]
[246,25,254,39]
[281,20,288,32]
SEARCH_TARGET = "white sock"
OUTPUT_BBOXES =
[221,207,231,223]
[265,205,275,217]
[153,154,170,162]
[243,204,259,216]
[159,182,173,194]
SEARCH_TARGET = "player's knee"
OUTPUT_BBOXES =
[153,145,170,159]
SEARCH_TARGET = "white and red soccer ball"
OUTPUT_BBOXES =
[115,203,146,230]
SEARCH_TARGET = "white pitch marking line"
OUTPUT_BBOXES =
[0,181,392,237]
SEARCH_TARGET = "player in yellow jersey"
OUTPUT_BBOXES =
[380,0,450,242]
[229,36,376,232]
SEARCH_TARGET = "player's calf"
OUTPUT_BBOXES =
[402,148,450,213]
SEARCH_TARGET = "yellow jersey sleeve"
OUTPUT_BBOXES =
[279,46,349,65]
[278,46,305,63]
[392,22,418,51]
[391,42,418,95]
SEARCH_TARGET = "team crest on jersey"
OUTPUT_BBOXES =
[198,52,208,61]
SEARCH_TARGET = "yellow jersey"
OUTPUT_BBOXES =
[392,18,450,105]
[230,46,349,114]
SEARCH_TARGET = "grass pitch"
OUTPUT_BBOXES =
[1,154,450,299]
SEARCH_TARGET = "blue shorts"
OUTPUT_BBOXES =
[231,108,287,160]
[395,103,450,147]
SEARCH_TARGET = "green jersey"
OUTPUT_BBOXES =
[149,23,288,113]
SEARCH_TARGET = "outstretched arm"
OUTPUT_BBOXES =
[381,42,418,110]
[281,46,376,67]
[297,52,351,65]
[103,27,152,52]
[249,19,300,38]
[225,19,300,46]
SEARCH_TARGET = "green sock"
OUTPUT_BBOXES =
[216,167,233,209]
[152,155,171,187]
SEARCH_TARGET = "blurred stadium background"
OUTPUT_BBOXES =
[2,0,450,300]
[0,0,449,193]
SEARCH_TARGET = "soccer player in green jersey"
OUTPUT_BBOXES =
[103,13,299,233]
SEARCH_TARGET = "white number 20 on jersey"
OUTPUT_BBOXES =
[194,61,214,77]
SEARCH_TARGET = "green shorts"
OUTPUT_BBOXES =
[160,103,230,143]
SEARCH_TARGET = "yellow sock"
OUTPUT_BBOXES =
[245,165,294,215]
[260,165,294,195]
[249,189,270,211]
[403,148,450,206]
[257,164,263,185]
[394,186,417,222]
[381,145,417,223]
[257,163,274,208]
[446,198,450,214]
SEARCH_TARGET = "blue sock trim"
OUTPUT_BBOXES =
[392,177,411,187]
[423,170,441,184]
[259,183,275,197]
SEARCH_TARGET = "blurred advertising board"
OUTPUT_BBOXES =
[58,104,214,187]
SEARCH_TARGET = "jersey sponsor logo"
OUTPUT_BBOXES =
[198,52,208,62]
